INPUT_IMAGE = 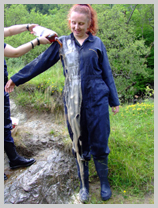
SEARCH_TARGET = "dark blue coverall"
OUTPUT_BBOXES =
[4,43,14,143]
[11,32,120,161]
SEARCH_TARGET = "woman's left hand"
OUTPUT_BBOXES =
[112,106,119,115]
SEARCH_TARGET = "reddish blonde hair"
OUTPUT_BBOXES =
[67,4,98,35]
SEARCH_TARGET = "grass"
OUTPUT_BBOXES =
[88,99,154,203]
[9,62,65,112]
[8,64,154,203]
[8,61,64,90]
[109,100,154,192]
[49,130,55,135]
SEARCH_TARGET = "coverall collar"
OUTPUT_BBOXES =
[70,32,95,43]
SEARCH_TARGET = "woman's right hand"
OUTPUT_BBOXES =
[5,79,15,93]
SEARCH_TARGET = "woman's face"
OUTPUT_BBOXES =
[70,11,90,39]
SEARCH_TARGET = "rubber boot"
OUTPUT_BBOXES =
[76,159,89,203]
[4,173,8,180]
[4,141,36,169]
[93,157,112,201]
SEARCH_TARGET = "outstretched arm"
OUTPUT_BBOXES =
[4,23,52,58]
[4,24,37,37]
[5,41,61,93]
[4,35,51,58]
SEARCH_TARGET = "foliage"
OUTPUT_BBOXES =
[144,85,154,99]
[25,4,59,14]
[92,5,151,101]
[117,4,154,95]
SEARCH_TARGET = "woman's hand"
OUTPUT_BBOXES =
[112,106,119,115]
[5,79,15,93]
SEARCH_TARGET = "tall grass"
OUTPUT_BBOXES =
[89,99,154,196]
[8,61,64,91]
[111,100,153,192]
[8,62,65,112]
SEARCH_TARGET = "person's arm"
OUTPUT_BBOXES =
[4,23,51,58]
[112,106,119,115]
[4,24,36,37]
[100,41,120,108]
[4,36,51,58]
[5,41,61,92]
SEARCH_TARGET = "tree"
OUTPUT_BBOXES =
[93,4,150,101]
[4,4,29,27]
[125,4,154,91]
[24,4,59,15]
[4,4,153,101]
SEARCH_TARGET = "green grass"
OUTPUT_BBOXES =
[49,130,55,135]
[110,100,154,191]
[8,61,65,92]
[88,99,154,200]
[9,62,65,112]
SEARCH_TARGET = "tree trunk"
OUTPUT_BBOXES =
[126,4,138,25]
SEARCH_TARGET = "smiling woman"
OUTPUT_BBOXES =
[70,12,89,44]
[68,4,98,35]
[67,4,98,46]
[5,4,119,203]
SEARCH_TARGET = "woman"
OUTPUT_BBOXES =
[5,5,119,202]
[4,23,51,181]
